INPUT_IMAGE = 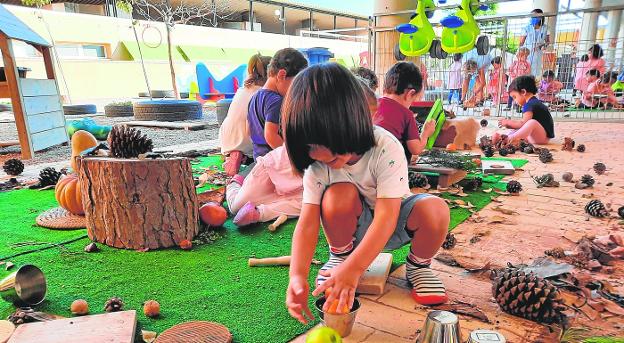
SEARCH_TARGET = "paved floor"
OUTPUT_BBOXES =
[292,121,624,343]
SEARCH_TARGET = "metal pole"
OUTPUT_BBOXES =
[282,5,286,34]
[334,15,337,30]
[309,10,313,30]
[498,18,508,117]
[249,0,254,32]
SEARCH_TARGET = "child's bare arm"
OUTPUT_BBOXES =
[290,204,322,279]
[406,120,435,156]
[504,111,533,129]
[264,122,284,148]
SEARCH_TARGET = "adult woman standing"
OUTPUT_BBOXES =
[586,44,606,75]
[219,54,272,176]
[520,8,550,77]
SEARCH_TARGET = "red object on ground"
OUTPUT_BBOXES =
[199,202,228,227]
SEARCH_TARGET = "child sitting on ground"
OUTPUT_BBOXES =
[573,54,589,97]
[537,70,565,105]
[492,75,554,146]
[487,56,505,106]
[374,62,435,163]
[506,47,531,110]
[580,71,620,109]
[447,53,463,104]
[576,69,601,108]
[284,64,450,324]
[247,48,308,159]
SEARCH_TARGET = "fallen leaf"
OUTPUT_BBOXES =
[197,187,226,205]
[432,301,490,323]
[488,215,507,224]
[196,172,210,188]
[492,206,518,215]
[523,257,574,278]
[603,299,624,316]
[467,201,475,208]
[5,262,14,270]
[142,330,158,343]
[453,200,467,206]
[483,188,493,193]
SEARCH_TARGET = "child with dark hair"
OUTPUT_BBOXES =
[247,48,308,159]
[447,53,463,104]
[374,62,435,162]
[487,56,506,106]
[493,75,554,146]
[355,76,379,115]
[587,44,606,75]
[351,67,379,92]
[537,70,564,104]
[506,47,531,109]
[581,71,619,109]
[284,64,450,324]
[577,69,601,107]
[573,54,590,97]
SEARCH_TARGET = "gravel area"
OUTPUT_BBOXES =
[0,106,220,166]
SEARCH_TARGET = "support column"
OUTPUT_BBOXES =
[533,0,558,44]
[579,0,601,52]
[617,12,624,70]
[605,10,622,68]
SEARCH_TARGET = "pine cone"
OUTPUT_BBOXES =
[593,162,606,175]
[538,149,553,163]
[479,135,492,150]
[492,267,565,324]
[499,147,509,157]
[38,167,61,186]
[483,145,494,158]
[544,247,565,258]
[585,200,608,218]
[562,172,573,183]
[104,297,124,312]
[480,119,488,127]
[408,171,429,188]
[3,158,24,176]
[576,144,586,153]
[519,139,530,151]
[580,174,595,187]
[618,206,624,219]
[108,125,153,158]
[442,233,456,249]
[533,173,559,188]
[561,137,575,151]
[458,177,482,192]
[523,145,535,154]
[505,144,516,154]
[506,180,522,194]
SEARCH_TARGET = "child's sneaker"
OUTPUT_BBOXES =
[406,257,448,305]
[316,252,350,288]
[233,202,260,227]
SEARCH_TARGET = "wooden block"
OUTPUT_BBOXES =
[357,253,393,295]
[482,160,515,175]
[8,310,137,343]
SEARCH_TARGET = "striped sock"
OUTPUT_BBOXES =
[316,249,352,288]
[405,257,448,305]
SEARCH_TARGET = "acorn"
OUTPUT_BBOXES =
[562,172,573,183]
[71,299,89,316]
[179,239,192,250]
[143,300,160,318]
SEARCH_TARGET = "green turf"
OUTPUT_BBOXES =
[0,156,526,342]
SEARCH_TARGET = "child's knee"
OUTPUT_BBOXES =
[407,197,449,233]
[321,183,361,218]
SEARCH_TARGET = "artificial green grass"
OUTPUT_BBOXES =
[0,156,526,342]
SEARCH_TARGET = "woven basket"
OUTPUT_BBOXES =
[155,321,232,343]
[36,207,86,230]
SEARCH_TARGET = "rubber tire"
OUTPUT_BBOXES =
[150,90,175,98]
[63,104,97,115]
[132,100,202,122]
[394,43,406,61]
[436,41,448,59]
[104,104,134,117]
[180,92,189,99]
[430,40,441,59]
[476,36,490,55]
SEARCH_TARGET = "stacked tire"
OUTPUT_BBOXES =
[104,103,134,117]
[63,104,97,115]
[133,100,202,122]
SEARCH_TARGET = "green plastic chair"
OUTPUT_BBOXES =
[439,0,489,55]
[189,81,200,102]
[396,0,436,57]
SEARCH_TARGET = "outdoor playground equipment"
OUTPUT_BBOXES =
[438,0,490,55]
[395,0,439,58]
[195,63,246,102]
[66,118,111,140]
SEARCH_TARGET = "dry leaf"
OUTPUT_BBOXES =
[196,173,210,188]
[603,299,624,316]
[456,192,469,197]
[142,330,157,343]
[453,200,467,206]
[492,206,517,215]
[483,188,493,193]
[197,187,226,205]
[488,215,507,224]
[491,198,503,203]
[467,201,475,208]
[5,262,14,270]
[432,300,490,323]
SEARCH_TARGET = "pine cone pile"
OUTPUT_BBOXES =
[576,144,586,153]
[593,162,606,175]
[585,200,608,218]
[483,145,494,157]
[3,158,24,176]
[533,173,559,188]
[408,171,429,189]
[39,167,61,186]
[108,125,153,158]
[580,174,595,187]
[506,180,522,194]
[104,297,124,312]
[492,267,565,324]
[538,149,553,163]
[442,233,456,249]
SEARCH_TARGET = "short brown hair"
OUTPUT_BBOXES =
[268,48,308,77]
[351,67,379,91]
[383,62,423,95]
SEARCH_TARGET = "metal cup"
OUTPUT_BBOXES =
[315,297,361,338]
[0,265,47,306]
[417,310,462,343]
[468,329,506,343]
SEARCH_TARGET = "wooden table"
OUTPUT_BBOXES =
[408,163,468,188]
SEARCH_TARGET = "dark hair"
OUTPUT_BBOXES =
[580,54,589,62]
[586,69,601,78]
[509,75,538,94]
[351,67,379,91]
[542,70,555,78]
[588,44,604,59]
[244,54,272,87]
[491,56,502,65]
[355,76,378,105]
[282,63,375,174]
[531,8,545,26]
[453,53,462,62]
[383,62,423,95]
[268,48,308,77]
[601,72,616,84]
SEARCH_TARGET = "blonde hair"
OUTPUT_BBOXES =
[244,53,272,88]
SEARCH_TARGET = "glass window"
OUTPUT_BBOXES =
[56,44,107,59]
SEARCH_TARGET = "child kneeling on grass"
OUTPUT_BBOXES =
[284,63,450,324]
[492,75,555,146]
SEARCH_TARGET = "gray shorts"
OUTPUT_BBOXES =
[353,193,433,251]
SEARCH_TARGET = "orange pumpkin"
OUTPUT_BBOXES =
[71,130,98,171]
[55,174,84,215]
[446,143,457,151]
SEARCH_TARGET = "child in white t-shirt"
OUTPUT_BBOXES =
[283,63,450,324]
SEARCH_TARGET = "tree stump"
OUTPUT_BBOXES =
[77,157,199,250]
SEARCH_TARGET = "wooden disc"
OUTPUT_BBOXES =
[491,164,504,168]
[0,320,15,343]
[155,321,232,343]
[35,207,86,230]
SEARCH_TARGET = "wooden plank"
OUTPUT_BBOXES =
[28,110,65,134]
[19,79,57,97]
[123,120,209,131]
[0,81,8,98]
[357,253,393,295]
[7,310,136,343]
[0,140,19,147]
[30,126,67,152]
[23,95,62,115]
[40,46,56,80]
[0,38,32,159]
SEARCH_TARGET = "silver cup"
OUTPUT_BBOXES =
[417,310,462,343]
[468,329,506,343]
[315,297,361,338]
[0,265,47,306]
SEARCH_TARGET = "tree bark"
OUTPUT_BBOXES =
[77,157,198,250]
[165,23,180,99]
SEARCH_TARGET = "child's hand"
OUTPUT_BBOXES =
[422,120,436,138]
[286,276,314,324]
[498,119,505,128]
[312,263,360,314]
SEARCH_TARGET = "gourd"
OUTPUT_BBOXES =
[70,130,97,171]
[55,174,84,215]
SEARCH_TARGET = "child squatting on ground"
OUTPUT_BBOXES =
[284,64,450,324]
[493,75,555,146]
[581,71,620,109]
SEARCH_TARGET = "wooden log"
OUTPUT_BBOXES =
[77,157,199,250]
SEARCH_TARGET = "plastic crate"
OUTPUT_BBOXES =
[298,47,334,65]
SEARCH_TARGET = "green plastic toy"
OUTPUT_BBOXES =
[66,118,111,141]
[438,0,489,55]
[395,0,437,57]
[424,99,446,150]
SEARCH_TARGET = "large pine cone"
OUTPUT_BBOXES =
[492,267,565,324]
[38,167,62,186]
[593,162,606,175]
[506,180,522,194]
[538,149,553,163]
[580,174,595,187]
[408,171,429,188]
[108,125,153,158]
[585,199,608,218]
[3,158,24,176]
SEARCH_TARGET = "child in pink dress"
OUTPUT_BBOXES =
[573,54,589,96]
[581,72,619,109]
[537,70,564,104]
[447,54,463,104]
[487,56,505,105]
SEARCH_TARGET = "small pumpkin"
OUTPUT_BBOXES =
[71,130,98,171]
[55,174,84,215]
[446,143,457,151]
